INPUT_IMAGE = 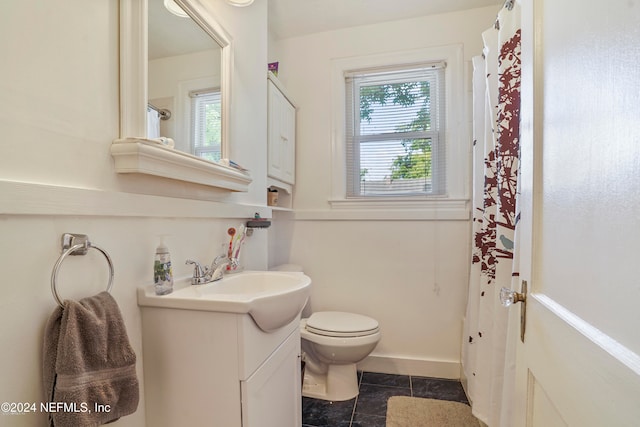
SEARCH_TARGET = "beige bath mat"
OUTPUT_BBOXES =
[386,396,480,427]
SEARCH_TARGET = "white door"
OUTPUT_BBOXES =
[511,0,640,425]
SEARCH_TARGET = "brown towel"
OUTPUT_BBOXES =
[43,291,139,426]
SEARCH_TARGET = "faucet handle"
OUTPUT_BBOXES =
[212,253,228,265]
[185,259,208,285]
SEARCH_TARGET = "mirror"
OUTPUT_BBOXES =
[148,0,225,162]
[115,0,248,191]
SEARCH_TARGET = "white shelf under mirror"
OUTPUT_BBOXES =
[112,139,251,191]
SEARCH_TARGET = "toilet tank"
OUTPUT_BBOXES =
[270,264,303,272]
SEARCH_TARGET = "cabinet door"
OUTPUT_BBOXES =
[268,81,296,185]
[267,81,284,181]
[241,331,301,427]
[279,97,296,184]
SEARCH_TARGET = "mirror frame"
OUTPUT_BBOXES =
[112,0,251,191]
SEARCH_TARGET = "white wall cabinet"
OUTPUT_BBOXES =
[268,73,296,186]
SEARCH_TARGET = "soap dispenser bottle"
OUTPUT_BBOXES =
[154,236,173,295]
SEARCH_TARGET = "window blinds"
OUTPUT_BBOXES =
[190,88,222,162]
[345,62,446,197]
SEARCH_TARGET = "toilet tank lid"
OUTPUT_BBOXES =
[307,311,379,334]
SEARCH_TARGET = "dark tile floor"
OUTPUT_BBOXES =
[302,371,469,427]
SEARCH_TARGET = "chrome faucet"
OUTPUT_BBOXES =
[186,253,229,285]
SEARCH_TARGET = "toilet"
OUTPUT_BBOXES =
[269,264,381,402]
[300,311,381,401]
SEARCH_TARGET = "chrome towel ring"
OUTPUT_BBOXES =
[51,233,114,308]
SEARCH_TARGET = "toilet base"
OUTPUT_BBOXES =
[301,363,359,402]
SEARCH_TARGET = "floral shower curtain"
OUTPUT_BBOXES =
[462,1,521,426]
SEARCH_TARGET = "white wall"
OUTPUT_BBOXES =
[0,0,268,425]
[271,6,498,377]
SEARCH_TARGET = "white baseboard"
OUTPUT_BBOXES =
[357,354,461,379]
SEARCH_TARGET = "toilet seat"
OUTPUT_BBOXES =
[305,311,379,338]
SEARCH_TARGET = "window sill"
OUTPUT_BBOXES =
[294,197,470,220]
[111,138,252,192]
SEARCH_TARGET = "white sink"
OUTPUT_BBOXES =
[137,271,312,332]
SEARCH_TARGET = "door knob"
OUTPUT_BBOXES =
[500,286,526,307]
[500,281,528,342]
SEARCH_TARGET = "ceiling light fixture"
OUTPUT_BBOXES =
[163,0,189,18]
[227,0,254,7]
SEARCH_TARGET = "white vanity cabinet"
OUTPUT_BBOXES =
[139,307,302,427]
[267,73,296,185]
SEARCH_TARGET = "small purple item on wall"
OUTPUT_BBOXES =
[268,61,279,76]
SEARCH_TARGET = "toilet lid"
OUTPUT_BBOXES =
[306,311,379,337]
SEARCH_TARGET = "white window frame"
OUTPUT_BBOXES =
[328,45,469,220]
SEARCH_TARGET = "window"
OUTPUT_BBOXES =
[323,45,467,220]
[345,63,446,197]
[191,88,222,162]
